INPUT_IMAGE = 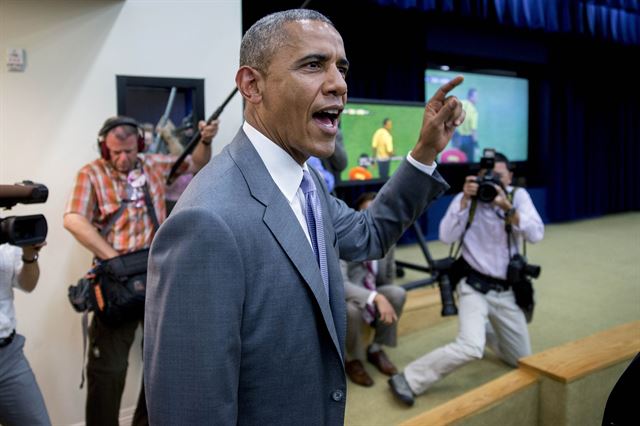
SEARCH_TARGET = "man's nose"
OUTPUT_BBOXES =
[324,65,347,97]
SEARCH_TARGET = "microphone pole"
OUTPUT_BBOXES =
[166,87,238,185]
[166,0,314,185]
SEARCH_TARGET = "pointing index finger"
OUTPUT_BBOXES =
[433,75,464,101]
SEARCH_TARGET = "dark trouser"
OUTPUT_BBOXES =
[459,135,475,162]
[86,316,147,426]
[377,159,391,179]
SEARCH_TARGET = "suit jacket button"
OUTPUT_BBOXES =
[331,389,344,402]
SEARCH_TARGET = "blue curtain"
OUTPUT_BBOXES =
[537,69,640,221]
[372,0,640,45]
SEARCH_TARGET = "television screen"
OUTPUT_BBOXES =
[425,69,529,164]
[339,99,426,181]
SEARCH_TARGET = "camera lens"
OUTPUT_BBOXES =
[477,183,497,203]
[525,264,541,279]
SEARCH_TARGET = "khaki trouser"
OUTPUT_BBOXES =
[404,280,531,395]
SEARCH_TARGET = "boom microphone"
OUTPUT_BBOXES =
[166,87,238,185]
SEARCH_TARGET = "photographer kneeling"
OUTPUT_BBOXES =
[389,151,544,406]
[0,242,50,425]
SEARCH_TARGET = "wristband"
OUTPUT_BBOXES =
[22,254,38,263]
[505,207,516,218]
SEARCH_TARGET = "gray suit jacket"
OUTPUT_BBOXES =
[144,129,448,425]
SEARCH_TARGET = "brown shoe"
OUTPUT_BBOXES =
[367,349,398,376]
[345,360,374,387]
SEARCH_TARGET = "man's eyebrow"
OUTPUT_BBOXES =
[297,53,329,64]
[296,54,350,68]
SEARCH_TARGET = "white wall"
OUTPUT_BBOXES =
[0,0,243,423]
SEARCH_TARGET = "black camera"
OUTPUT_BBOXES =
[432,257,458,316]
[0,181,49,246]
[507,254,541,283]
[432,256,471,317]
[475,148,504,203]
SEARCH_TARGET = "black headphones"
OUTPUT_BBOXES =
[97,116,145,160]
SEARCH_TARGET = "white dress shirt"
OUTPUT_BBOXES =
[0,244,24,338]
[439,187,544,280]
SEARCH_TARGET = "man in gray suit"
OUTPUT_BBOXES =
[144,9,465,425]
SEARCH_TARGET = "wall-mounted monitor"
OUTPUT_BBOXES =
[339,99,425,182]
[425,68,529,164]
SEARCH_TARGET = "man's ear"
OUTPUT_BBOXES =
[236,66,263,104]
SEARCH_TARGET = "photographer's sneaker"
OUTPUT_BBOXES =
[388,373,415,406]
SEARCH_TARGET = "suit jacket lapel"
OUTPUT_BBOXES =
[228,130,343,360]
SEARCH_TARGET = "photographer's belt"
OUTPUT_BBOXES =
[0,329,16,348]
[466,269,510,294]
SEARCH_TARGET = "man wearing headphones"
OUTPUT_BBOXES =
[63,116,217,426]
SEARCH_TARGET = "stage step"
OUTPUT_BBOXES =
[399,321,640,426]
[399,369,539,426]
[519,320,640,383]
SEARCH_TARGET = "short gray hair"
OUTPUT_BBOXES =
[240,9,335,71]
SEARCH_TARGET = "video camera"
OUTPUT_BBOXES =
[0,181,49,246]
[475,148,504,203]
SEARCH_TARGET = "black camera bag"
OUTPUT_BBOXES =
[512,277,535,323]
[67,249,150,327]
[90,248,149,327]
[68,275,95,313]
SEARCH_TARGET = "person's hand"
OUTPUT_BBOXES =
[460,175,478,209]
[492,184,512,212]
[22,242,46,260]
[199,119,220,145]
[462,175,479,200]
[374,293,398,325]
[413,76,466,165]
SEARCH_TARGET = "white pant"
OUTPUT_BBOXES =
[404,280,531,395]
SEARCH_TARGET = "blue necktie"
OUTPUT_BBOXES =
[301,170,329,298]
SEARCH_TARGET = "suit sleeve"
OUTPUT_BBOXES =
[144,207,244,425]
[328,160,449,262]
[377,246,396,286]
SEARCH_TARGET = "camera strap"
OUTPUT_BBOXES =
[504,188,527,258]
[98,184,159,238]
[450,187,522,259]
[449,199,477,259]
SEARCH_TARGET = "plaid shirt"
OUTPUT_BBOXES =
[65,154,191,254]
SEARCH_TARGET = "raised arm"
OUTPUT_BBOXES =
[412,76,465,165]
[189,119,219,173]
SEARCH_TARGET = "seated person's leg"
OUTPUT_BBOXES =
[345,301,374,387]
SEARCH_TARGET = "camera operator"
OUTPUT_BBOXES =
[63,116,217,426]
[389,151,544,406]
[0,241,50,425]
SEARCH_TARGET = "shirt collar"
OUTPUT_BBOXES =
[242,121,308,203]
